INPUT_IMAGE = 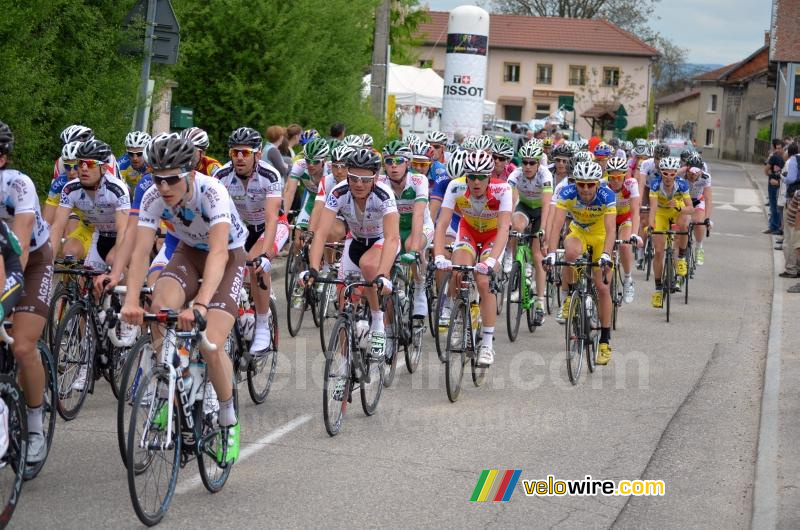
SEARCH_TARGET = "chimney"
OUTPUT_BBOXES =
[764,31,770,46]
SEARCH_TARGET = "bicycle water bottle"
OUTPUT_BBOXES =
[355,319,370,351]
[470,301,480,331]
[238,308,255,342]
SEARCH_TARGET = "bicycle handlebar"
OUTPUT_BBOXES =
[139,309,217,352]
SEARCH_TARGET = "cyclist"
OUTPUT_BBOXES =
[52,125,102,181]
[0,122,52,464]
[545,161,615,365]
[629,141,650,179]
[433,151,512,366]
[180,127,222,177]
[301,148,400,360]
[606,156,642,303]
[410,141,447,187]
[45,141,82,224]
[505,142,552,325]
[637,142,669,247]
[542,137,554,160]
[283,137,330,232]
[309,144,354,275]
[378,140,433,317]
[121,134,248,463]
[427,131,449,164]
[117,131,152,191]
[608,138,626,159]
[550,142,574,185]
[215,127,283,354]
[684,153,713,265]
[50,139,130,270]
[342,134,364,149]
[490,137,517,181]
[593,142,613,175]
[647,156,694,308]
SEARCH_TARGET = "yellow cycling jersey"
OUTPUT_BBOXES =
[649,177,690,213]
[555,183,616,237]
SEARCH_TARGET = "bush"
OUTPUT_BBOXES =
[784,122,800,138]
[626,126,649,140]
[756,125,772,142]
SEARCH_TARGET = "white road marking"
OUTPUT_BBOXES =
[175,414,313,495]
[716,203,739,211]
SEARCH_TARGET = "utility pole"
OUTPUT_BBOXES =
[370,0,391,125]
[134,0,157,132]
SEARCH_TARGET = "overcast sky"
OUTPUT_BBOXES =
[424,0,772,65]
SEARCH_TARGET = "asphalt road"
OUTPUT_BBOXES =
[11,161,770,528]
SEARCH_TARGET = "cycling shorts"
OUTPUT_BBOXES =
[67,222,94,256]
[453,220,500,261]
[616,212,632,227]
[338,237,399,280]
[654,210,682,232]
[513,202,542,234]
[84,231,115,271]
[158,242,247,319]
[12,241,53,318]
[565,228,604,262]
[692,198,705,211]
[400,220,434,253]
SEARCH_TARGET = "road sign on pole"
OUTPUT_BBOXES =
[558,95,574,112]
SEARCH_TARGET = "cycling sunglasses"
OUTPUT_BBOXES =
[127,151,144,158]
[79,159,103,169]
[607,172,626,179]
[575,181,597,189]
[63,160,80,171]
[229,147,257,158]
[492,154,509,162]
[153,172,189,187]
[331,162,347,169]
[347,172,376,184]
[411,159,432,167]
[521,159,540,166]
[305,158,325,166]
[384,156,407,166]
[430,143,445,150]
[466,173,489,181]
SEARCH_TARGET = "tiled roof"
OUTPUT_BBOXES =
[654,88,700,105]
[417,11,660,58]
[771,0,800,62]
[693,63,739,81]
[725,46,769,83]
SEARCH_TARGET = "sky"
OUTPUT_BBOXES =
[424,0,772,65]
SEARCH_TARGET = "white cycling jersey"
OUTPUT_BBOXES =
[0,169,50,251]
[686,172,712,201]
[551,178,571,207]
[638,158,660,188]
[59,173,130,233]
[507,165,553,209]
[138,173,247,250]
[324,180,397,240]
[215,160,282,226]
[314,174,340,204]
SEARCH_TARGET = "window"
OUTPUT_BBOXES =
[504,105,523,121]
[537,64,553,85]
[705,129,714,146]
[708,94,718,112]
[535,103,551,120]
[418,59,432,68]
[504,63,520,83]
[569,65,586,86]
[603,67,620,87]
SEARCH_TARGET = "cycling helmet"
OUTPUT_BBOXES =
[61,141,82,161]
[360,133,374,148]
[427,131,448,145]
[518,142,543,160]
[573,151,594,164]
[347,148,381,172]
[474,135,493,152]
[608,138,620,149]
[342,134,364,148]
[410,141,434,161]
[180,127,210,150]
[632,144,651,158]
[0,122,14,156]
[572,161,603,182]
[552,142,574,159]
[653,143,670,159]
[403,133,420,145]
[542,137,553,147]
[686,153,704,169]
[606,156,628,172]
[228,127,262,150]
[327,139,342,151]
[446,150,468,178]
[658,156,681,171]
[76,139,112,161]
[635,139,648,147]
[125,131,151,149]
[299,129,319,146]
[145,133,196,170]
[648,140,658,150]
[492,139,515,158]
[382,140,412,160]
[577,138,589,151]
[623,140,633,152]
[594,142,613,157]
[330,145,355,163]
[464,150,494,175]
[60,125,94,145]
[679,148,696,163]
[303,137,330,161]
[529,138,544,147]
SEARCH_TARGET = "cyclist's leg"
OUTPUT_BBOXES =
[692,202,706,245]
[652,212,670,281]
[588,237,611,328]
[530,210,546,300]
[476,244,498,327]
[617,220,633,276]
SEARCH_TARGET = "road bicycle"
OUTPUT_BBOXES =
[0,325,25,527]
[505,230,541,341]
[317,242,344,353]
[682,218,711,304]
[649,224,689,323]
[285,229,321,336]
[386,251,426,382]
[609,238,636,330]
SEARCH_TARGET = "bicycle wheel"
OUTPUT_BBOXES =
[585,294,599,374]
[23,342,57,481]
[565,294,584,385]
[247,298,279,404]
[197,376,238,493]
[505,262,522,342]
[323,317,352,436]
[286,272,307,337]
[684,251,692,305]
[382,277,404,388]
[545,274,555,315]
[611,267,622,331]
[46,283,71,354]
[495,272,505,316]
[405,280,423,374]
[108,321,134,399]
[54,304,94,421]
[283,240,297,300]
[434,273,451,362]
[644,238,654,281]
[471,316,488,388]
[126,366,180,527]
[318,279,338,352]
[444,299,467,402]
[360,342,384,416]
[664,258,673,323]
[0,374,26,525]
[117,335,155,468]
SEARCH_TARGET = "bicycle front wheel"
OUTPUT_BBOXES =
[46,283,71,354]
[445,299,468,402]
[360,345,385,416]
[286,273,307,337]
[0,374,26,525]
[55,304,93,421]
[317,279,338,352]
[565,294,584,385]
[117,334,155,468]
[506,262,522,342]
[323,317,352,436]
[433,273,451,362]
[247,298,279,404]
[127,366,180,527]
[197,376,238,493]
[664,258,673,323]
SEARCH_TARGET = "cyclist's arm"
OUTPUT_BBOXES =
[630,194,642,236]
[703,187,712,220]
[282,178,299,214]
[648,193,657,228]
[309,208,336,270]
[11,212,33,269]
[433,206,453,257]
[195,223,230,307]
[49,206,72,257]
[113,209,130,251]
[540,191,552,235]
[546,208,567,252]
[637,170,647,198]
[122,226,156,310]
[410,200,426,253]
[680,197,694,217]
[378,211,400,277]
[603,213,616,255]
[260,196,281,259]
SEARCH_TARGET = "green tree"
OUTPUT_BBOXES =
[0,0,141,191]
[388,0,430,65]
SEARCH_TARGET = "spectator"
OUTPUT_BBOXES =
[329,122,346,141]
[784,187,800,289]
[764,138,785,234]
[453,131,465,145]
[779,142,800,276]
[261,125,289,178]
[286,123,302,155]
[526,130,535,142]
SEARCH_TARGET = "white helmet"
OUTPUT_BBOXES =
[462,136,477,150]
[180,127,210,150]
[572,161,603,181]
[446,150,468,178]
[60,125,94,145]
[61,141,83,161]
[606,156,628,172]
[342,134,364,148]
[125,131,151,149]
[464,150,494,175]
[403,133,420,145]
[474,135,493,152]
[426,131,448,145]
[658,156,681,170]
[573,151,594,164]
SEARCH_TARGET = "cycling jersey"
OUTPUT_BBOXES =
[130,173,180,263]
[324,180,397,241]
[215,160,282,227]
[441,178,512,233]
[649,177,691,213]
[314,174,340,203]
[638,158,660,188]
[493,162,517,182]
[430,176,462,233]
[0,169,50,251]
[424,160,448,186]
[289,159,331,224]
[507,166,553,209]
[686,172,711,201]
[377,171,432,232]
[59,173,130,234]
[197,155,222,177]
[117,153,150,190]
[610,178,640,225]
[138,173,248,250]
[555,184,616,236]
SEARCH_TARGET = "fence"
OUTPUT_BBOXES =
[753,138,770,162]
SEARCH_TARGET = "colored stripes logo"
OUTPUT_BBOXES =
[470,470,522,501]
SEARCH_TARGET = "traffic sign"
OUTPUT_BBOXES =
[123,0,180,65]
[558,95,575,112]
[616,104,628,117]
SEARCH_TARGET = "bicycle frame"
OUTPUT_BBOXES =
[510,231,536,311]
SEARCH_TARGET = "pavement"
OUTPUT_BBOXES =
[7,161,795,528]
